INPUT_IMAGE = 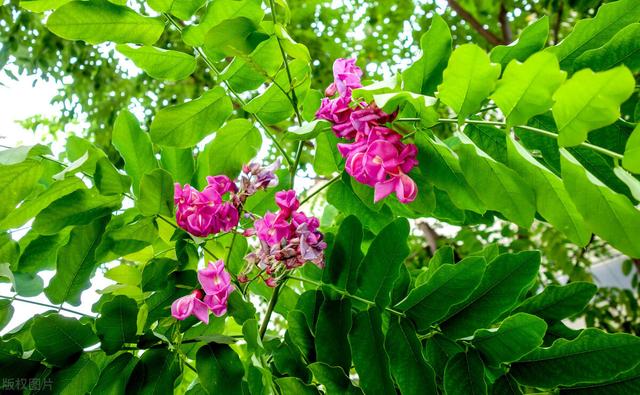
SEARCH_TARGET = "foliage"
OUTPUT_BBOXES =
[0,0,639,394]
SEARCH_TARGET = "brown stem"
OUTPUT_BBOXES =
[553,1,564,45]
[446,0,504,45]
[499,3,512,44]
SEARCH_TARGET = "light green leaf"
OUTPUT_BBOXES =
[32,313,98,367]
[437,43,501,121]
[396,257,486,332]
[440,251,541,339]
[138,168,174,217]
[553,66,635,147]
[147,0,205,20]
[0,299,14,331]
[326,179,394,233]
[443,350,487,395]
[506,136,590,245]
[112,110,157,196]
[614,166,640,201]
[160,147,195,186]
[472,313,547,365]
[95,157,131,196]
[19,0,72,12]
[150,87,233,148]
[0,159,44,221]
[287,120,331,141]
[491,52,567,126]
[514,282,597,320]
[490,16,549,68]
[373,91,438,125]
[546,0,640,71]
[116,45,197,81]
[0,177,84,231]
[355,218,410,308]
[44,217,109,305]
[96,295,138,354]
[196,343,244,395]
[181,0,264,47]
[198,119,262,179]
[623,124,640,173]
[561,149,640,257]
[510,328,640,388]
[203,17,262,62]
[386,317,437,395]
[219,36,284,92]
[349,308,395,395]
[575,23,640,72]
[402,14,451,95]
[455,133,536,228]
[17,231,70,274]
[313,132,342,177]
[0,144,50,165]
[32,189,120,235]
[126,349,180,394]
[46,0,165,45]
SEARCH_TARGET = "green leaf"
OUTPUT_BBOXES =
[355,218,410,308]
[553,66,635,147]
[0,144,50,165]
[44,217,109,305]
[17,231,69,274]
[275,377,320,394]
[560,363,640,394]
[492,375,523,395]
[95,157,132,196]
[506,136,590,246]
[147,0,205,20]
[196,343,244,395]
[326,179,393,233]
[415,134,485,214]
[545,0,640,71]
[0,177,83,231]
[444,350,488,395]
[138,168,174,217]
[0,159,44,221]
[50,352,101,394]
[396,256,486,332]
[126,349,180,394]
[323,215,363,293]
[308,363,363,395]
[373,91,438,125]
[472,313,547,365]
[32,313,98,367]
[315,297,351,373]
[150,87,233,148]
[96,295,138,354]
[437,43,501,121]
[455,133,535,228]
[160,147,195,186]
[198,119,262,180]
[20,0,73,12]
[575,23,640,73]
[490,16,549,69]
[313,132,342,177]
[92,353,138,395]
[386,317,437,395]
[112,110,157,196]
[287,120,332,141]
[614,166,640,201]
[491,52,566,126]
[96,214,157,263]
[349,308,395,395]
[402,14,451,95]
[286,310,315,361]
[514,282,597,320]
[510,328,640,388]
[0,299,14,331]
[142,258,177,292]
[560,149,640,257]
[32,189,120,235]
[440,251,541,339]
[46,0,164,45]
[181,0,264,47]
[203,17,262,61]
[116,45,197,81]
[220,36,284,92]
[623,124,640,173]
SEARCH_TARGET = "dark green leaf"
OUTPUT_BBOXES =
[315,296,351,373]
[196,343,244,395]
[308,362,363,395]
[32,313,98,367]
[92,352,138,395]
[559,362,640,394]
[95,157,132,195]
[324,215,363,293]
[514,282,597,320]
[126,349,180,394]
[96,295,139,354]
[444,350,487,395]
[574,23,640,73]
[286,309,315,361]
[275,377,320,394]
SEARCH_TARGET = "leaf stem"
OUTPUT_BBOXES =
[299,173,341,206]
[0,294,93,318]
[397,117,625,160]
[259,281,285,339]
[286,275,406,317]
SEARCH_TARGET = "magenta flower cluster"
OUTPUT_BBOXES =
[171,260,234,323]
[242,190,326,287]
[316,58,419,203]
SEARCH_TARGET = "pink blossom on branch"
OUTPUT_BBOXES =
[171,290,210,324]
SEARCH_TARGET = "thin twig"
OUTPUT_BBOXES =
[299,174,341,206]
[259,281,285,339]
[0,294,94,317]
[446,0,504,45]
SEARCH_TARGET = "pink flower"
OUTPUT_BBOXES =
[254,212,291,246]
[325,82,338,97]
[198,260,231,295]
[374,172,418,203]
[316,96,357,139]
[275,190,300,217]
[204,286,233,317]
[333,58,363,96]
[171,290,210,324]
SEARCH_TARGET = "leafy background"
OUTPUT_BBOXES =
[1,0,640,393]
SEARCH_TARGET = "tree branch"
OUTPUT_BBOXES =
[499,2,512,43]
[446,0,504,46]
